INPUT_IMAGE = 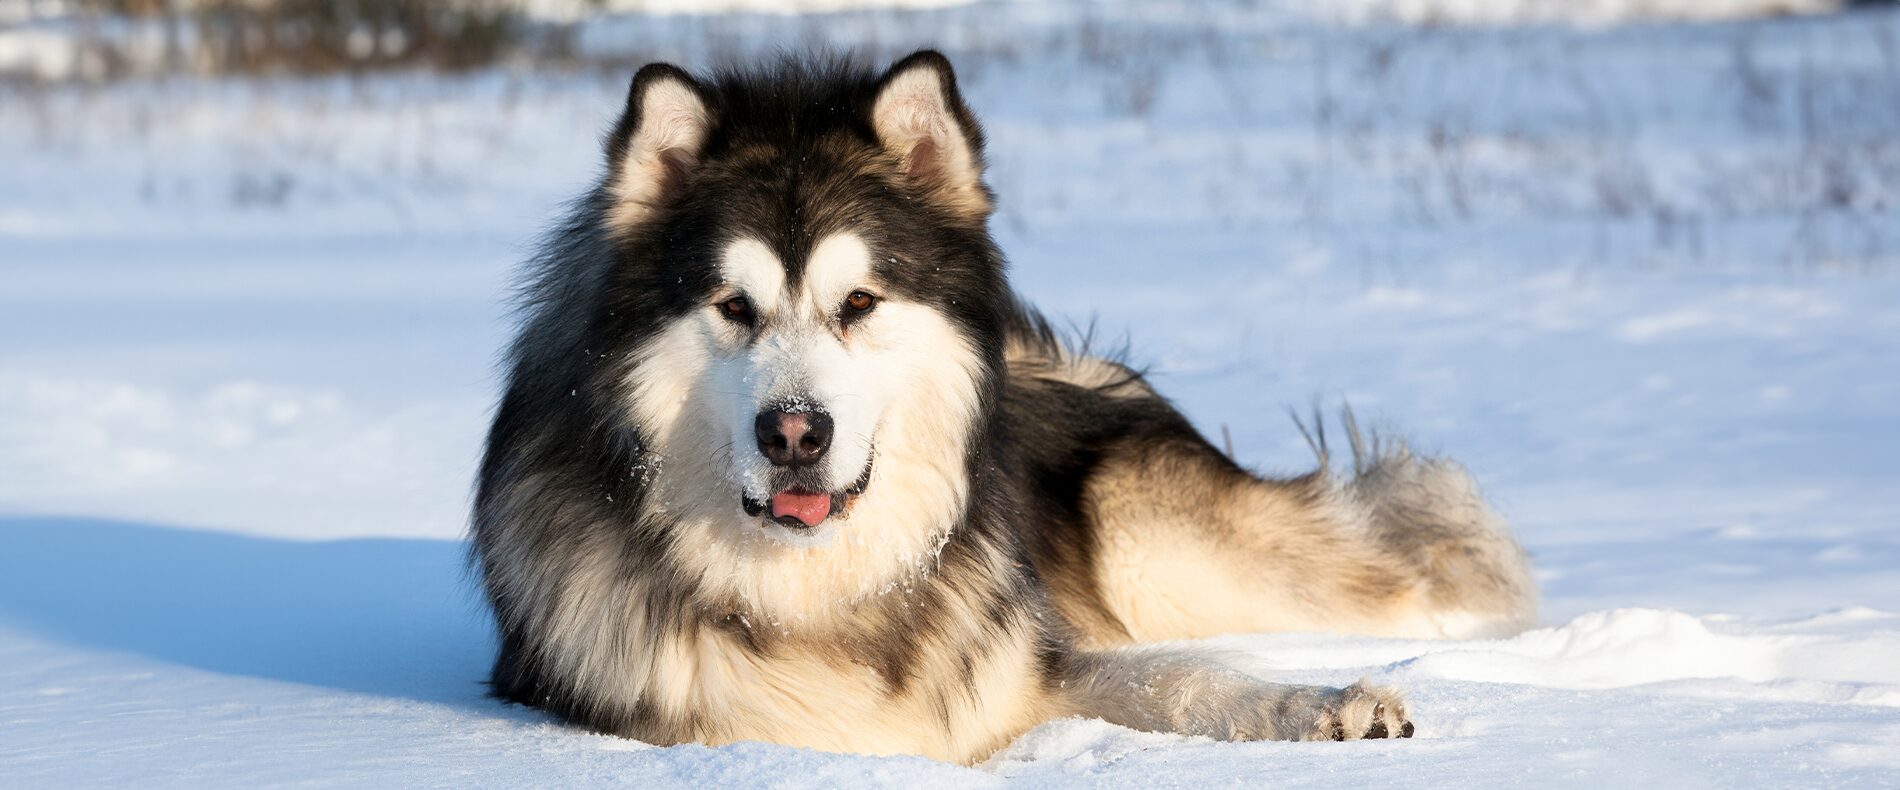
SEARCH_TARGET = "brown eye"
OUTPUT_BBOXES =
[719,296,753,325]
[843,290,877,315]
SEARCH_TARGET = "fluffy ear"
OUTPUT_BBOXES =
[872,50,991,219]
[605,63,713,231]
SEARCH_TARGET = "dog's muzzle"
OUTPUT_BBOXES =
[741,457,873,529]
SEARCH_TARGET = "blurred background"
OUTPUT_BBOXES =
[2,0,1898,615]
[4,3,1900,784]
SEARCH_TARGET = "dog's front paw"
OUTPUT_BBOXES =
[1304,681,1414,741]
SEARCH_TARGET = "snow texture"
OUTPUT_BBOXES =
[3,0,1899,786]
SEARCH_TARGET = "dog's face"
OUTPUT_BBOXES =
[704,231,928,533]
[600,54,1003,549]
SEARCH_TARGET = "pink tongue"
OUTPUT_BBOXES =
[770,491,832,526]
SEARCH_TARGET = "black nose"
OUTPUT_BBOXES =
[754,408,833,468]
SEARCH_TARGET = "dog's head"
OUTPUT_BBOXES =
[594,53,1005,548]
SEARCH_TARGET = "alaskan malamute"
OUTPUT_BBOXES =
[472,51,1536,763]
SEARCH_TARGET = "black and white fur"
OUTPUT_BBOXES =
[472,51,1537,763]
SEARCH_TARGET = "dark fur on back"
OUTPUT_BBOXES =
[471,51,1529,761]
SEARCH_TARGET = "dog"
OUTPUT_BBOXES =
[471,50,1537,764]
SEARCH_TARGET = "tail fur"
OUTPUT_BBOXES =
[1294,405,1539,638]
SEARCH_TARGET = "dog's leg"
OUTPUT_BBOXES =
[1052,647,1414,741]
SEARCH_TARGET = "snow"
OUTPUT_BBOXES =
[1322,0,1846,26]
[4,0,1900,786]
[541,0,1857,25]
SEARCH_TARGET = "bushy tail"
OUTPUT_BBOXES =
[1294,405,1539,638]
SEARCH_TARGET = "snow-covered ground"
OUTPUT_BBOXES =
[3,1,1899,786]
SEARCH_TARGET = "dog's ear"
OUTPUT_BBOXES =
[872,50,991,220]
[605,63,713,231]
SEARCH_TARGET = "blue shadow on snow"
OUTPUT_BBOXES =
[0,516,497,707]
